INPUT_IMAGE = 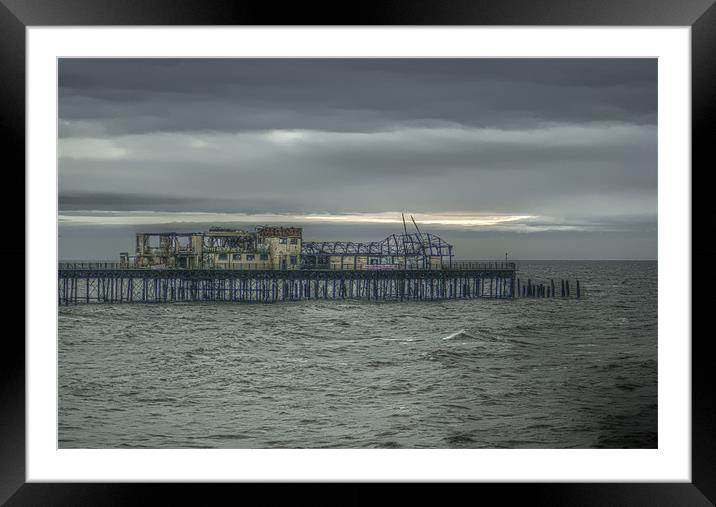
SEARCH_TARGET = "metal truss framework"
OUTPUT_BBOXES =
[301,233,454,266]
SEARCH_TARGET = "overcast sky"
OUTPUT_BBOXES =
[58,58,657,260]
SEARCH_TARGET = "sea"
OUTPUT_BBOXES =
[58,260,657,449]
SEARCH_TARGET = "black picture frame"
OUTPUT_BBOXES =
[2,0,713,504]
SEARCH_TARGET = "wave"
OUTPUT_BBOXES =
[442,329,477,341]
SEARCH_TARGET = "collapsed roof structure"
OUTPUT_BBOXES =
[302,232,454,269]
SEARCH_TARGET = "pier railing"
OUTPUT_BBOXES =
[59,260,517,272]
[59,261,123,270]
[451,261,516,271]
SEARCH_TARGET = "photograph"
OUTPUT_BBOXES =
[0,0,709,496]
[56,57,658,450]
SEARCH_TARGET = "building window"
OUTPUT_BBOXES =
[246,254,255,261]
[260,253,269,260]
[290,255,297,265]
[290,238,298,245]
[232,253,241,261]
[218,253,228,261]
[279,237,287,244]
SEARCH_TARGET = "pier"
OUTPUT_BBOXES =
[57,262,581,304]
[58,263,518,304]
[57,221,582,305]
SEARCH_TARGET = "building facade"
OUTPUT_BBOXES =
[122,226,454,270]
[126,226,303,270]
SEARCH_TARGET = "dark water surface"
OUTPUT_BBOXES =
[58,261,657,448]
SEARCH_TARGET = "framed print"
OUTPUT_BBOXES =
[3,0,714,504]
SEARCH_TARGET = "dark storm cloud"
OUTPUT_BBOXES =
[57,123,656,216]
[58,191,305,213]
[59,192,195,210]
[59,59,657,137]
[58,58,658,259]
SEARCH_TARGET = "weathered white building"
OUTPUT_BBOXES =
[128,226,303,270]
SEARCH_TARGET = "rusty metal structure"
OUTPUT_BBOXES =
[55,263,591,304]
[301,232,454,270]
[58,264,522,304]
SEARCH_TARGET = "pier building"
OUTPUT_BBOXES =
[123,225,453,271]
[125,226,302,270]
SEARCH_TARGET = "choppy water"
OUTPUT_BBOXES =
[58,261,657,448]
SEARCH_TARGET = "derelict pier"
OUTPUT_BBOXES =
[58,217,581,304]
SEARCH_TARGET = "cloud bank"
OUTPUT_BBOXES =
[58,58,657,259]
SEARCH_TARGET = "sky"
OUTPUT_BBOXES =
[58,58,657,260]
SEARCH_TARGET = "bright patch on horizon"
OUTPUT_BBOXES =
[303,212,533,227]
[58,211,535,228]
